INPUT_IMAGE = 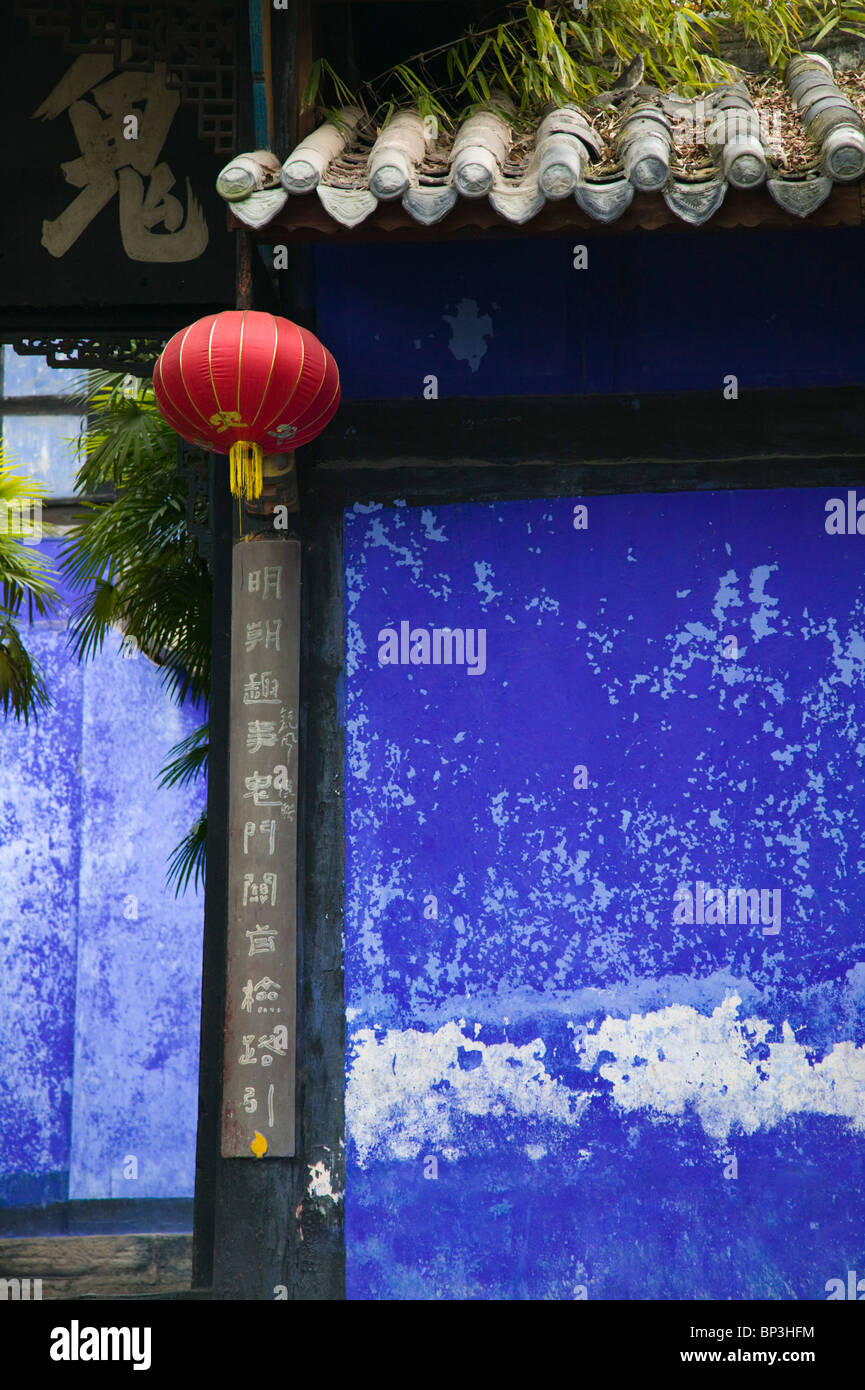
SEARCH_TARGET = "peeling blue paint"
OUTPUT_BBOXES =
[0,542,205,1212]
[344,489,865,1299]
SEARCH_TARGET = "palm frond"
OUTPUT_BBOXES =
[165,812,208,897]
[0,617,51,724]
[60,370,212,889]
[158,721,210,789]
[0,447,61,723]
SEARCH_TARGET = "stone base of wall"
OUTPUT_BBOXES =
[0,1234,192,1300]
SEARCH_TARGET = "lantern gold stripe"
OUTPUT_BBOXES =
[153,352,188,434]
[207,313,224,420]
[260,319,306,435]
[291,341,336,432]
[296,376,340,441]
[236,309,248,417]
[178,323,214,428]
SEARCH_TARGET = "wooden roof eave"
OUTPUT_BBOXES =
[229,182,864,244]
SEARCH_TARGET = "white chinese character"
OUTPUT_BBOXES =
[243,820,278,856]
[246,924,278,956]
[242,872,277,906]
[242,672,280,705]
[34,58,207,262]
[244,771,281,807]
[278,706,298,753]
[263,566,282,599]
[245,619,281,652]
[246,719,278,754]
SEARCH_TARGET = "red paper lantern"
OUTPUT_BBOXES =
[153,309,340,501]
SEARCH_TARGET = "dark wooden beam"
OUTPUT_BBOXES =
[191,458,233,1293]
[311,386,865,470]
[235,183,863,245]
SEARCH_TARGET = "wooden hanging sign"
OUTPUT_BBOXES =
[221,538,299,1158]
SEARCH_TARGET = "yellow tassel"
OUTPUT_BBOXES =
[229,441,263,502]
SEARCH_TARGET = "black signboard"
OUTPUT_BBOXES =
[0,1,239,343]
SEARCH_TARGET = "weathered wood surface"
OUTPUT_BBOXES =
[0,1235,192,1299]
[236,182,862,241]
[310,386,865,471]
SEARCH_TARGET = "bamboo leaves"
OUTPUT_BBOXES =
[301,1,865,129]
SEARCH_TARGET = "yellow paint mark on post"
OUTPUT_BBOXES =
[251,1131,268,1158]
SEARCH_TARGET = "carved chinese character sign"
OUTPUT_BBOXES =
[0,1,236,332]
[35,53,209,263]
[222,539,299,1158]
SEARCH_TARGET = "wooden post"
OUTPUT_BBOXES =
[191,457,232,1292]
[296,0,315,144]
[261,0,275,150]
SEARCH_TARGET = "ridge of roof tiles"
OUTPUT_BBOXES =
[217,53,865,230]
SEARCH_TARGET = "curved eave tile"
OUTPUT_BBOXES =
[488,182,547,225]
[227,188,288,230]
[401,185,459,225]
[767,174,833,218]
[663,176,727,226]
[316,186,379,228]
[574,176,635,223]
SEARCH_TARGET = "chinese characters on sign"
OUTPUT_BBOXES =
[222,540,300,1157]
[34,45,209,262]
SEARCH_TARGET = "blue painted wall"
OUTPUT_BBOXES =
[344,489,865,1299]
[315,227,865,399]
[0,541,205,1218]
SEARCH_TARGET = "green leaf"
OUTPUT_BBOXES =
[0,617,51,724]
[158,721,209,789]
[166,813,207,897]
[301,59,322,111]
[465,35,491,77]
